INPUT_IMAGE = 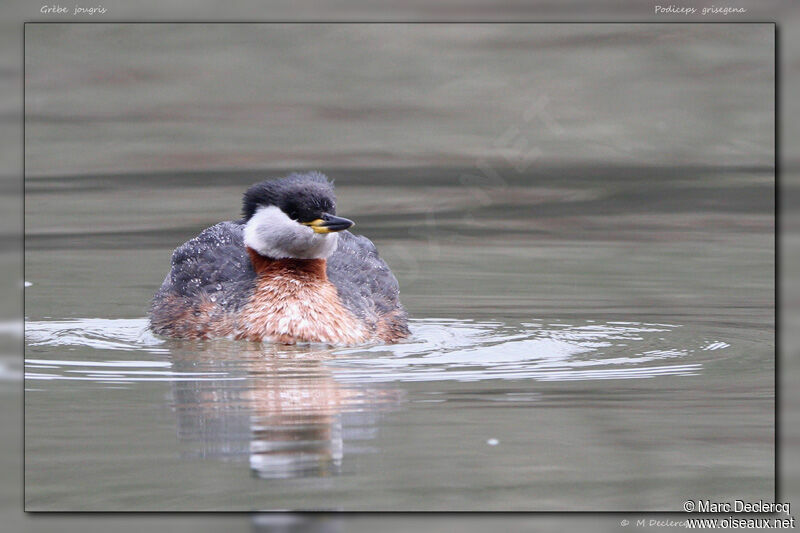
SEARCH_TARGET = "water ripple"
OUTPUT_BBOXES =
[23,317,724,385]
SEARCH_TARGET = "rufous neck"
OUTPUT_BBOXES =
[246,247,328,280]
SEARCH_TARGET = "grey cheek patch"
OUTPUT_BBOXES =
[244,206,339,259]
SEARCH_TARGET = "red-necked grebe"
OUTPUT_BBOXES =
[149,172,409,344]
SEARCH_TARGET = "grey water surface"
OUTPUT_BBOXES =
[23,24,774,511]
[24,166,774,511]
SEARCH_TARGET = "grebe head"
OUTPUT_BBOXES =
[242,172,354,260]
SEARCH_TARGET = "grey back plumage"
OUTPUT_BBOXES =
[327,231,405,327]
[154,221,254,309]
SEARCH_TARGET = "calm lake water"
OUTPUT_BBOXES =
[24,166,774,510]
[23,25,774,511]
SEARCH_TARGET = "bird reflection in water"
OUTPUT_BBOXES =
[166,341,403,479]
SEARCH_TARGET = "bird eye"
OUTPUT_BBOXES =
[289,211,299,220]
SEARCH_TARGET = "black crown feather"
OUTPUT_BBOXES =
[242,172,336,223]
